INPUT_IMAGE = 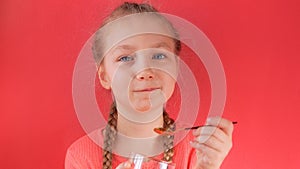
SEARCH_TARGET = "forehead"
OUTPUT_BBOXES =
[99,13,176,54]
[111,34,175,52]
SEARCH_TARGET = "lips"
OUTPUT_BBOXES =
[133,87,161,92]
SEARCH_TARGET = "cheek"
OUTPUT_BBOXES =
[163,76,177,100]
[159,60,178,82]
[110,67,133,92]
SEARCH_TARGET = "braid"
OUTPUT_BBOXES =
[102,102,118,169]
[162,110,176,162]
[102,104,175,167]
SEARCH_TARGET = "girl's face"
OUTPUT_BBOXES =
[99,34,178,112]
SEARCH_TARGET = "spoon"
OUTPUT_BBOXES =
[154,121,237,135]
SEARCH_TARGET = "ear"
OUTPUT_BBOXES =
[98,65,111,90]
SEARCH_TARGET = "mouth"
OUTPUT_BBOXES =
[133,87,161,92]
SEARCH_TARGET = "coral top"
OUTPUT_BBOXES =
[65,129,196,169]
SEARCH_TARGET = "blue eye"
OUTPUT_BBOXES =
[152,53,166,60]
[118,55,134,62]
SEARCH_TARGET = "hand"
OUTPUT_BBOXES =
[190,117,234,169]
[116,160,132,169]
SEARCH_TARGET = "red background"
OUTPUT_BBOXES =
[1,0,300,168]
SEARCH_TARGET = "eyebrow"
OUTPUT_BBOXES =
[151,42,173,50]
[113,45,136,51]
[111,42,173,54]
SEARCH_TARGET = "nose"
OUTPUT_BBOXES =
[136,69,155,80]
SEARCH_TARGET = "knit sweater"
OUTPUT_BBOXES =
[65,129,196,169]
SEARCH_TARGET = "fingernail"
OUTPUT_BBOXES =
[124,161,131,168]
[206,118,212,124]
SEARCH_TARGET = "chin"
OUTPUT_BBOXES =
[134,104,152,112]
[133,100,162,113]
[135,108,151,112]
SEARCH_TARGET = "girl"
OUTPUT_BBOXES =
[66,2,234,169]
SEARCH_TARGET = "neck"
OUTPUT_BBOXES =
[115,99,165,138]
[117,112,164,138]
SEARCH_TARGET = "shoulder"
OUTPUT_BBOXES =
[67,129,103,156]
[65,129,104,169]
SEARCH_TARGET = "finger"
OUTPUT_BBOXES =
[193,128,231,146]
[206,117,234,136]
[192,126,218,137]
[202,135,225,152]
[194,148,212,166]
[192,129,232,152]
[116,161,132,169]
[210,127,229,143]
[190,142,220,162]
[192,132,231,153]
